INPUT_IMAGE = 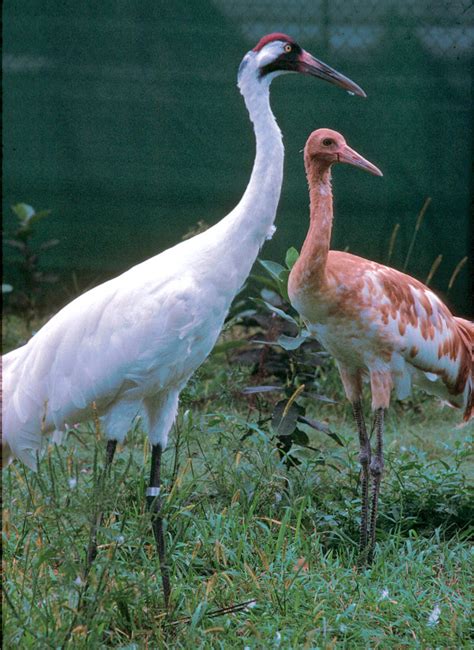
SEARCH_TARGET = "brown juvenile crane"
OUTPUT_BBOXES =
[288,128,473,564]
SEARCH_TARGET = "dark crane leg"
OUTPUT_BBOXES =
[352,400,371,566]
[147,444,171,609]
[367,408,385,565]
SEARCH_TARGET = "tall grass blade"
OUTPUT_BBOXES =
[403,197,432,271]
[275,508,291,556]
[425,254,443,286]
[447,256,468,293]
[386,223,400,264]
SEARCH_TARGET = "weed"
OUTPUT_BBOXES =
[3,203,59,326]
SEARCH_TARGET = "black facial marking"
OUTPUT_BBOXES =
[259,42,303,77]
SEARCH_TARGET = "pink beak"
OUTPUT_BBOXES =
[338,144,383,176]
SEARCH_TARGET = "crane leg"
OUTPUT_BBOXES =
[85,439,117,576]
[352,400,371,565]
[367,408,385,565]
[147,443,171,609]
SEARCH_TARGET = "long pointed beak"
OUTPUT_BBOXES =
[299,50,366,98]
[338,145,383,176]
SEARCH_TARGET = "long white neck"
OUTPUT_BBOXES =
[210,61,284,281]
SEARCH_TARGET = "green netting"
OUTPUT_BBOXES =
[3,0,472,315]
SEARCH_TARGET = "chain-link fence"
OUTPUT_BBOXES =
[3,0,472,315]
[217,0,473,58]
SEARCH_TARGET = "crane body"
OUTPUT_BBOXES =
[291,251,473,416]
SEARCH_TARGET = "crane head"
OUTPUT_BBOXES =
[242,33,366,97]
[305,128,383,176]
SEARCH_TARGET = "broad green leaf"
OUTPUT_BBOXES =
[292,429,309,446]
[271,399,304,437]
[258,259,286,282]
[285,246,299,269]
[298,415,345,447]
[252,298,298,325]
[12,203,35,224]
[276,269,290,301]
[249,273,280,293]
[260,288,282,305]
[258,259,289,300]
[275,332,309,351]
[28,209,52,225]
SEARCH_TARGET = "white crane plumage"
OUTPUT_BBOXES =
[2,33,365,605]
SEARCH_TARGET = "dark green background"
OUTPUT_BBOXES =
[3,1,472,315]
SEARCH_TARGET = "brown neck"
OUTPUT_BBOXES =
[297,161,334,288]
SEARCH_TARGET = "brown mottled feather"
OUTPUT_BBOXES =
[288,129,473,418]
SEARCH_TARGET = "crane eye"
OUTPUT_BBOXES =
[322,138,334,146]
[284,44,292,53]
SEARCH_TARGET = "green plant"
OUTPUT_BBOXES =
[228,246,319,380]
[220,247,345,468]
[4,203,59,325]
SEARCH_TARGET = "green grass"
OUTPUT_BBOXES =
[3,321,474,648]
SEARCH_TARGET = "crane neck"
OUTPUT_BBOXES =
[217,71,284,263]
[298,162,334,288]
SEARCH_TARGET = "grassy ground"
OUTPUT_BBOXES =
[2,316,473,648]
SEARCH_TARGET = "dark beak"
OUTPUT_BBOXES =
[338,144,383,176]
[298,50,366,98]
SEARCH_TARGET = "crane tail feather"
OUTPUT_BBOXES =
[455,317,474,422]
